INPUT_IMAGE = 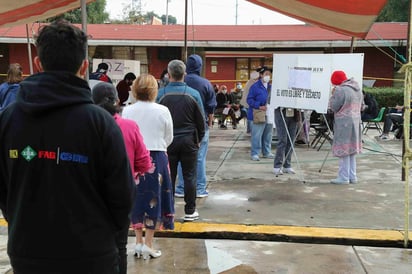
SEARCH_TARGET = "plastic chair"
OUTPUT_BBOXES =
[362,107,386,135]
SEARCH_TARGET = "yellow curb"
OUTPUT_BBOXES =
[0,218,7,227]
[163,222,409,242]
[2,218,410,244]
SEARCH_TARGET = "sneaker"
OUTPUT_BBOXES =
[232,125,237,129]
[273,167,283,176]
[184,210,199,222]
[349,179,358,184]
[197,191,209,198]
[379,134,390,140]
[219,124,227,129]
[251,155,260,161]
[174,192,184,198]
[263,153,275,159]
[283,167,296,174]
[330,178,349,185]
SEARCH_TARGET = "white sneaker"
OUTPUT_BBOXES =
[184,210,199,222]
[273,168,283,175]
[283,167,296,174]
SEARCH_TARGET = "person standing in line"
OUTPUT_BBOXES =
[158,59,205,221]
[241,71,260,134]
[174,54,216,198]
[0,63,23,111]
[273,107,299,175]
[328,70,363,184]
[0,20,134,273]
[122,74,175,260]
[116,72,136,106]
[92,82,152,273]
[247,66,274,161]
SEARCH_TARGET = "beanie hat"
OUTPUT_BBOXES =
[331,70,347,85]
[92,82,118,106]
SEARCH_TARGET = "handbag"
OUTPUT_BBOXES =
[253,108,266,124]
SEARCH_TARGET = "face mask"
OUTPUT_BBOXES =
[236,85,242,90]
[222,89,227,94]
[263,75,271,83]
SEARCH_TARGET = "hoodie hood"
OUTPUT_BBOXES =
[341,77,360,92]
[186,54,203,75]
[17,72,93,116]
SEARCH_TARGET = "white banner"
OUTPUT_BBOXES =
[92,58,140,85]
[270,53,364,114]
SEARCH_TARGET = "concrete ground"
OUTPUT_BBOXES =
[1,121,412,273]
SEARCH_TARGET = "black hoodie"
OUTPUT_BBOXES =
[0,72,133,271]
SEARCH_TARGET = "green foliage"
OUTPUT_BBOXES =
[46,0,109,23]
[376,0,409,22]
[161,15,177,25]
[364,87,405,108]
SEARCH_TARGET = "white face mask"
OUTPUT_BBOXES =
[222,89,227,94]
[263,75,271,83]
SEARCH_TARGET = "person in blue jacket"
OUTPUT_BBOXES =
[0,63,23,111]
[247,66,274,161]
[174,54,216,198]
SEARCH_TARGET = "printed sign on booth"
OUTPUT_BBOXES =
[270,53,364,114]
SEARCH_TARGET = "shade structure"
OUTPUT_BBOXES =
[0,0,95,27]
[247,0,389,38]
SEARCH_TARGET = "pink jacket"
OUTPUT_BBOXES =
[114,114,152,177]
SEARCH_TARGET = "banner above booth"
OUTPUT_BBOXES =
[246,0,389,38]
[0,0,95,27]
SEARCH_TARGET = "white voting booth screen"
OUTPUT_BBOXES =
[92,59,140,86]
[269,53,364,114]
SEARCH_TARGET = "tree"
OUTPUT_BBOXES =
[46,0,109,23]
[161,15,177,25]
[376,0,409,22]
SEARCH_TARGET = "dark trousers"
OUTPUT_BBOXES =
[168,134,199,214]
[383,111,403,134]
[115,227,129,274]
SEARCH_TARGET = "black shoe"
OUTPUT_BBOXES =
[219,124,227,129]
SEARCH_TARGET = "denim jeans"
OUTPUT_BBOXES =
[250,122,273,157]
[274,108,298,168]
[176,128,209,195]
[338,154,357,181]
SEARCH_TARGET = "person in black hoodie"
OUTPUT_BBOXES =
[0,20,134,273]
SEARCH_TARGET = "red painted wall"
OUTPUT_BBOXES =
[205,58,237,90]
[7,44,400,88]
[9,44,37,76]
[147,48,170,80]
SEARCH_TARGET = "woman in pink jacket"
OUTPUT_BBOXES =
[92,82,152,274]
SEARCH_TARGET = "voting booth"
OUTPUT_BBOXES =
[269,53,364,114]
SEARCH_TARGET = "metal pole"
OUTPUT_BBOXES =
[166,0,169,25]
[25,24,33,75]
[235,0,238,25]
[183,0,188,62]
[401,0,412,249]
[81,0,89,80]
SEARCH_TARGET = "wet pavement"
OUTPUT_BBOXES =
[1,121,412,273]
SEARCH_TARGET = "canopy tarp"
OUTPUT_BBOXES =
[247,0,388,38]
[0,0,94,27]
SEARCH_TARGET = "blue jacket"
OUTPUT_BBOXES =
[246,79,271,120]
[185,54,216,122]
[0,82,20,111]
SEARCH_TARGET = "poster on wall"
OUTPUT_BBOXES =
[269,53,364,114]
[92,59,140,85]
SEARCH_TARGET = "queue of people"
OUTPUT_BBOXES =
[0,19,387,274]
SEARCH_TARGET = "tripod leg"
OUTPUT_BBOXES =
[319,149,331,172]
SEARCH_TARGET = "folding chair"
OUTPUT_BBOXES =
[362,107,386,135]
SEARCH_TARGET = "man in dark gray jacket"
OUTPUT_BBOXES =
[158,60,205,222]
